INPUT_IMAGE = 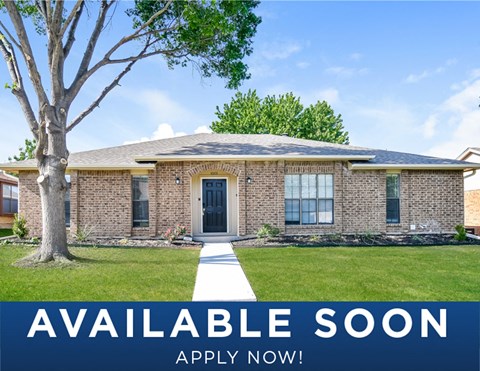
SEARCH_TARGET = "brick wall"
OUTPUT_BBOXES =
[465,189,480,227]
[77,170,132,237]
[18,171,42,237]
[17,163,465,238]
[408,170,463,233]
[156,162,189,236]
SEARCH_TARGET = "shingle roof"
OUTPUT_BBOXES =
[1,133,479,171]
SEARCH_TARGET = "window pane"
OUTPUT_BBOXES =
[285,175,300,199]
[386,174,400,198]
[302,199,317,224]
[387,199,400,223]
[319,199,333,224]
[3,199,10,213]
[285,199,300,224]
[133,176,148,201]
[132,177,149,227]
[11,199,18,213]
[65,201,71,227]
[325,175,333,198]
[2,184,10,197]
[11,186,18,200]
[133,200,149,227]
[318,174,334,199]
[301,174,317,199]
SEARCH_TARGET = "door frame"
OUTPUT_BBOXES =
[200,176,229,234]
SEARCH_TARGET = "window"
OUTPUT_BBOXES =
[132,176,149,227]
[2,184,18,214]
[65,175,71,227]
[285,174,334,225]
[386,174,400,223]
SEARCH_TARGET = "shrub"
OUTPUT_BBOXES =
[163,225,187,243]
[73,224,95,242]
[12,214,28,239]
[454,225,467,242]
[256,224,280,239]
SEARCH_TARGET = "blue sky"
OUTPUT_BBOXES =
[1,1,480,162]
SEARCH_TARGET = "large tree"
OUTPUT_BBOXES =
[211,89,349,144]
[0,0,261,263]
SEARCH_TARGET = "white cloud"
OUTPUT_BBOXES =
[124,123,211,145]
[194,125,212,134]
[263,85,340,106]
[0,96,34,162]
[296,61,310,69]
[349,52,363,61]
[349,98,424,152]
[422,115,437,139]
[261,40,303,60]
[304,88,340,105]
[325,66,368,79]
[424,78,480,159]
[249,62,277,78]
[404,58,457,84]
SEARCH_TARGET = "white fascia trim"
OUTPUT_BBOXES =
[134,154,376,162]
[0,164,156,172]
[69,164,156,170]
[350,163,480,170]
[457,148,480,161]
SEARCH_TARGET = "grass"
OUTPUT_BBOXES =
[0,229,13,237]
[235,245,480,301]
[0,245,200,301]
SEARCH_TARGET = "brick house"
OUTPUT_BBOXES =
[1,134,479,240]
[0,171,18,229]
[457,147,480,235]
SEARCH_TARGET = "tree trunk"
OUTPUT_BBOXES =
[37,162,71,261]
[32,106,73,263]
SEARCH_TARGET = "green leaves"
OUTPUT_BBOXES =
[127,0,261,89]
[211,90,350,144]
[8,138,36,162]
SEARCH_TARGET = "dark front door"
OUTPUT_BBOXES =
[202,179,227,233]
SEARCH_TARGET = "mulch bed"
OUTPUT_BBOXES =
[232,234,480,248]
[1,236,202,249]
[4,234,480,249]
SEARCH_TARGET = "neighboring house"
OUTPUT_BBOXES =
[0,171,19,229]
[0,134,479,240]
[457,147,480,234]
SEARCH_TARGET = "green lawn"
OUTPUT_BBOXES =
[0,245,200,301]
[0,229,13,238]
[235,246,480,301]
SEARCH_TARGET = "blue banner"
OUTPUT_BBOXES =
[1,302,478,371]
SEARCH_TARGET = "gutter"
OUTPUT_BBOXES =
[349,163,480,170]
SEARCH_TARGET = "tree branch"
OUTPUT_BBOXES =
[35,0,48,21]
[67,0,114,103]
[0,31,39,139]
[63,1,84,58]
[4,1,49,106]
[103,0,174,61]
[66,58,139,133]
[67,0,175,104]
[0,20,22,51]
[47,0,67,103]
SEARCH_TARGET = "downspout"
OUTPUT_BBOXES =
[463,169,476,179]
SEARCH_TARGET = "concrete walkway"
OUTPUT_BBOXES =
[192,243,257,301]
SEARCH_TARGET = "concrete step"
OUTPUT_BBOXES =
[194,235,239,243]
